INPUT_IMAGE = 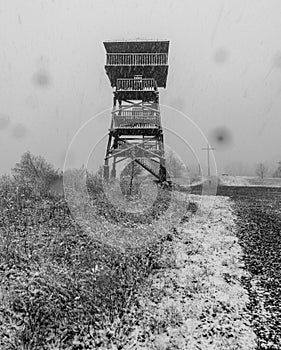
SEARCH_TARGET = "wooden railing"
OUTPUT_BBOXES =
[117,142,159,151]
[117,78,157,91]
[141,142,158,150]
[114,109,159,116]
[113,113,160,128]
[106,53,168,66]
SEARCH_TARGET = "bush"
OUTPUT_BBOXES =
[12,151,61,197]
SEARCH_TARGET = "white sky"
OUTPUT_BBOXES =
[1,0,281,175]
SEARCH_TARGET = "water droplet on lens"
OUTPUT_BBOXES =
[209,126,233,150]
[213,48,229,64]
[33,69,51,88]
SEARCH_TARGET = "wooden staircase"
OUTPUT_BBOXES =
[134,157,168,183]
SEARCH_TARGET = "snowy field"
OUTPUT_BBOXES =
[219,175,281,187]
[122,195,257,349]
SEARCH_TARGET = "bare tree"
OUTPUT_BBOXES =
[165,150,187,178]
[256,162,267,179]
[273,161,281,177]
[120,161,143,195]
[121,161,142,178]
[13,151,60,194]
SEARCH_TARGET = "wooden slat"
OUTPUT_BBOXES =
[116,78,157,91]
[113,114,160,128]
[106,53,168,66]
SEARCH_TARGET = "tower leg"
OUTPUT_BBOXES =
[158,133,167,182]
[104,133,112,181]
[159,164,167,182]
[104,162,109,181]
[103,95,117,182]
[111,157,116,179]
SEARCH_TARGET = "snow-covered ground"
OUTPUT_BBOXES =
[219,175,281,187]
[123,195,256,350]
[173,175,281,188]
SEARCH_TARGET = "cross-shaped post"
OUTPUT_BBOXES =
[202,144,215,177]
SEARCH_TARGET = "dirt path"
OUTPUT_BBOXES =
[121,195,256,350]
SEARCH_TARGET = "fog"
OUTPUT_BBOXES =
[1,0,281,176]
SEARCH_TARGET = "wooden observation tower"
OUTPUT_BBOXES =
[103,40,170,183]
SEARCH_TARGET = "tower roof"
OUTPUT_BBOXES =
[103,40,170,88]
[103,40,169,54]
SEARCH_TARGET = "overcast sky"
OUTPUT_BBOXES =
[1,0,281,176]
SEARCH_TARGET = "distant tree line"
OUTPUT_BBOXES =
[255,161,281,179]
[6,152,281,193]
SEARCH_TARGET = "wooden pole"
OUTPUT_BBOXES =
[202,144,215,177]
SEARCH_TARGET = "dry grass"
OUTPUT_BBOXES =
[0,175,189,349]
